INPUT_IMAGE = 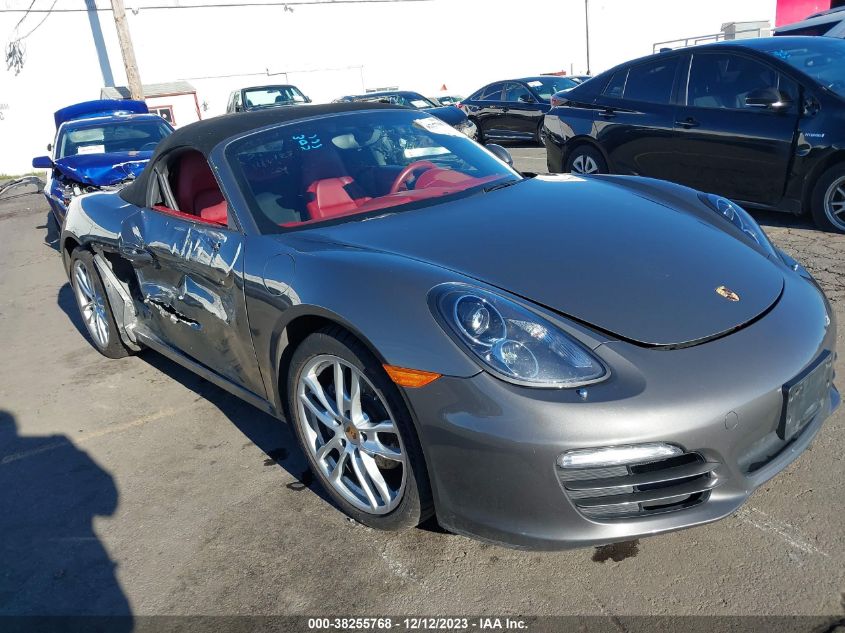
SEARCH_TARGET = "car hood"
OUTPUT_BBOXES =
[54,151,152,187]
[422,105,466,126]
[306,175,785,347]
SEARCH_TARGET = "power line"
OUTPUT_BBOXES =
[12,1,37,30]
[6,0,59,75]
[0,0,433,12]
[16,0,58,40]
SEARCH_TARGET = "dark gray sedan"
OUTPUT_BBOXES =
[60,102,838,550]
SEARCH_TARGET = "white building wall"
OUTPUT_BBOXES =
[143,93,200,126]
[0,0,776,174]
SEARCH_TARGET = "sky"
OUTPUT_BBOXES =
[0,0,778,173]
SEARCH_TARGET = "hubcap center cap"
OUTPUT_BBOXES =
[344,424,359,442]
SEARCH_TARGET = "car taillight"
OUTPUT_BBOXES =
[456,102,463,110]
[550,96,562,108]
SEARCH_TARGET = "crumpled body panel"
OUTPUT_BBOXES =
[54,152,152,187]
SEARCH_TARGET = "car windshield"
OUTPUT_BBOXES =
[360,94,438,109]
[525,77,579,100]
[760,38,845,98]
[226,109,519,233]
[244,86,308,108]
[56,119,172,159]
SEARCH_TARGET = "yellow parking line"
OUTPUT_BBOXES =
[1,402,201,466]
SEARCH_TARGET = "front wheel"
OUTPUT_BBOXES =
[810,163,845,233]
[287,326,433,530]
[536,121,547,147]
[69,249,132,358]
[565,145,608,175]
[472,118,484,144]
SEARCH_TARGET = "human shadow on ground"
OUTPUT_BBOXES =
[0,410,133,628]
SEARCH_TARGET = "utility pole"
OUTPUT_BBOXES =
[110,0,143,100]
[584,0,591,75]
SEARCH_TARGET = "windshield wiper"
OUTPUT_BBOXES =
[482,179,522,193]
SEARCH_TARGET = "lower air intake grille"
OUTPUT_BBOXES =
[557,452,718,520]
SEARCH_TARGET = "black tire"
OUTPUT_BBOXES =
[69,249,132,359]
[564,145,608,175]
[810,163,845,233]
[472,118,484,144]
[536,120,546,147]
[286,326,434,530]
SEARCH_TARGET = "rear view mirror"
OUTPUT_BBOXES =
[518,94,534,104]
[32,156,53,169]
[745,88,793,111]
[486,143,514,167]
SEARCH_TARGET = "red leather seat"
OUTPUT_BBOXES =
[306,177,371,220]
[176,151,227,225]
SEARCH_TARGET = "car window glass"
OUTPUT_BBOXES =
[759,38,845,98]
[623,58,679,104]
[226,110,517,233]
[504,83,531,102]
[526,77,579,99]
[480,83,504,100]
[243,86,307,108]
[603,70,628,98]
[784,23,836,36]
[149,150,228,226]
[688,53,785,109]
[56,120,171,158]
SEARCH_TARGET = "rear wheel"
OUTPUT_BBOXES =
[287,326,433,530]
[810,163,845,233]
[565,145,607,175]
[69,249,132,359]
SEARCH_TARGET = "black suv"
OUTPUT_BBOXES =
[544,37,845,232]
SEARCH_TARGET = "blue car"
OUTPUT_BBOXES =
[32,99,173,224]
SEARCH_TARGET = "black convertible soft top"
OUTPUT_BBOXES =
[120,101,403,207]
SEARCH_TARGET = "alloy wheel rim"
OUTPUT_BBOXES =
[296,355,407,515]
[571,154,599,174]
[72,260,110,348]
[824,175,845,231]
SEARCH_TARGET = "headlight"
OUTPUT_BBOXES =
[699,193,778,259]
[430,284,608,388]
[454,118,477,138]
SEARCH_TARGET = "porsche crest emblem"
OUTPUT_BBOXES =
[715,286,740,302]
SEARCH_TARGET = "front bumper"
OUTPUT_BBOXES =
[405,271,838,550]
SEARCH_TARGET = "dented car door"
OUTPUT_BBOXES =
[118,208,266,397]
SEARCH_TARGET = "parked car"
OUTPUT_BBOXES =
[335,90,477,139]
[460,76,580,144]
[550,86,580,107]
[32,99,173,224]
[226,84,311,113]
[432,94,462,106]
[60,102,837,549]
[545,36,845,232]
[774,6,845,38]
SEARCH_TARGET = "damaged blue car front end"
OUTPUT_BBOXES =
[33,99,174,224]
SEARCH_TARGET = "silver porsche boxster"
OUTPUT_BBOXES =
[60,102,838,549]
